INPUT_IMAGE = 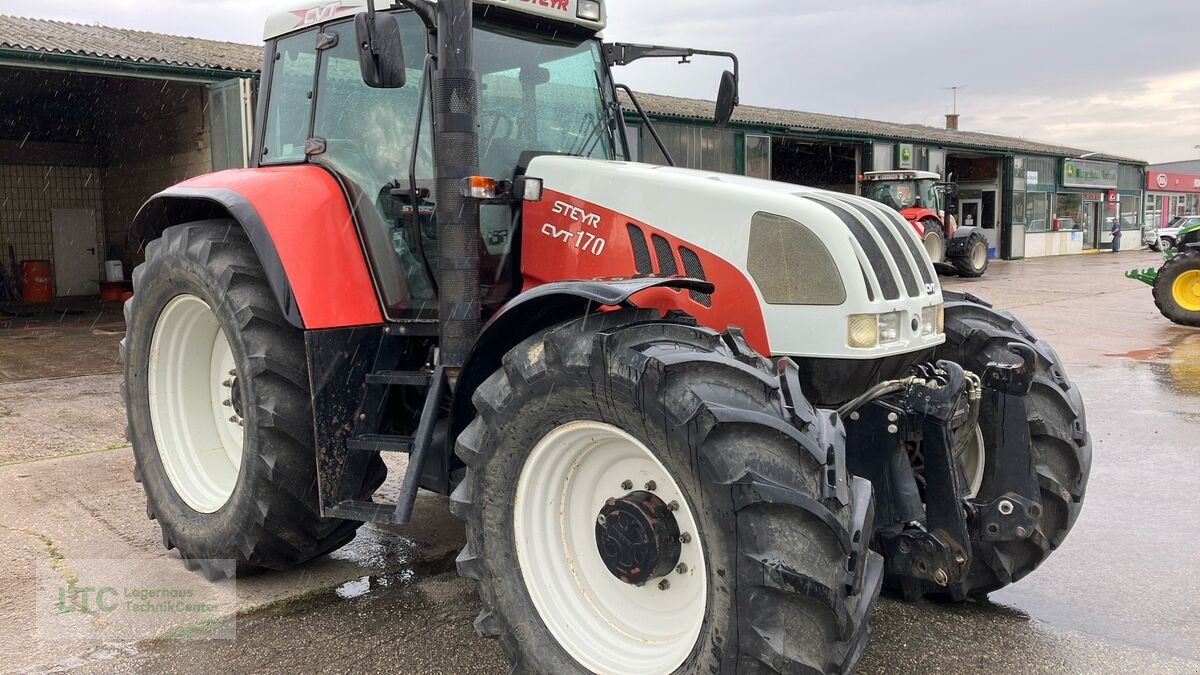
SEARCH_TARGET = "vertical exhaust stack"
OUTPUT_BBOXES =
[434,0,481,370]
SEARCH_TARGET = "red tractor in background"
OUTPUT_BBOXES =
[119,1,1088,672]
[862,170,990,277]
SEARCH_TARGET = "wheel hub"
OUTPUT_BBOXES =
[595,490,682,585]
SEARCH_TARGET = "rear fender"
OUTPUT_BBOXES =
[130,166,383,329]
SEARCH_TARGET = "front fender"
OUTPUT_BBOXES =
[946,226,983,257]
[448,277,712,442]
[130,166,382,330]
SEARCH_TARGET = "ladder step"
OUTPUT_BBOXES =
[347,434,415,453]
[365,371,434,386]
[330,500,396,522]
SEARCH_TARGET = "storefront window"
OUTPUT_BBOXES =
[1119,195,1140,229]
[1027,192,1051,232]
[1054,193,1084,230]
[1145,194,1163,226]
[1012,190,1026,223]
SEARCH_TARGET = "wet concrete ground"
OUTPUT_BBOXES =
[2,249,1198,673]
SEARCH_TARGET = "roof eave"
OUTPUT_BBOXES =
[0,47,259,83]
[623,107,1146,165]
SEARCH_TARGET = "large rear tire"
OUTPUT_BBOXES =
[920,222,946,263]
[452,311,882,673]
[121,221,385,578]
[1152,251,1200,327]
[932,292,1091,595]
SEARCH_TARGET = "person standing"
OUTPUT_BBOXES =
[1110,218,1122,252]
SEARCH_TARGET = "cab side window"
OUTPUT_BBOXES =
[261,30,317,164]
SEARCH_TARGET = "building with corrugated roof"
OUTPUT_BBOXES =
[620,91,1148,260]
[0,13,1149,299]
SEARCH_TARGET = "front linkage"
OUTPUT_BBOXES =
[845,346,1043,600]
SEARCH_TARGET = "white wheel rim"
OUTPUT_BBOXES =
[960,425,986,499]
[148,294,244,513]
[971,242,988,269]
[923,231,945,262]
[514,421,706,674]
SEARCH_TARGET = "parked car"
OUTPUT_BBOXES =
[1147,215,1200,252]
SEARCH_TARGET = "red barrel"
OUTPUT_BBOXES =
[20,261,53,303]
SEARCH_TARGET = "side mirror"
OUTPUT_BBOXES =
[356,12,406,88]
[714,70,738,128]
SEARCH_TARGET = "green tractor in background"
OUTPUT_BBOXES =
[1128,219,1200,326]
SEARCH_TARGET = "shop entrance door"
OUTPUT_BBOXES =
[960,200,982,229]
[1082,202,1100,249]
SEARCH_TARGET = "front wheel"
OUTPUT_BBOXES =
[1153,251,1200,327]
[951,232,990,278]
[932,293,1091,595]
[451,311,882,673]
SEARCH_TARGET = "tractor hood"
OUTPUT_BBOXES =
[524,156,945,359]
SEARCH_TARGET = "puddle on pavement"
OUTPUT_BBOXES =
[1104,333,1200,397]
[321,524,457,603]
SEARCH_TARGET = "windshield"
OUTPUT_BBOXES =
[476,22,619,182]
[864,179,941,212]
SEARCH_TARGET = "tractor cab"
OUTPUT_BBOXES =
[258,1,623,317]
[861,170,947,225]
[256,0,738,322]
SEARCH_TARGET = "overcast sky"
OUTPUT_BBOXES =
[7,0,1199,163]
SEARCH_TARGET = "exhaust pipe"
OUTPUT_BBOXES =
[433,0,480,370]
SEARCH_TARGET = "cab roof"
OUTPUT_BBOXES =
[264,0,606,40]
[862,170,941,182]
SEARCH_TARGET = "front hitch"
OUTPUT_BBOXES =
[844,347,1045,600]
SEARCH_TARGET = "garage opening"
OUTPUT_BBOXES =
[771,138,859,193]
[0,66,253,304]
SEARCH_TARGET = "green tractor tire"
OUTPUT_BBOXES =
[1152,250,1200,327]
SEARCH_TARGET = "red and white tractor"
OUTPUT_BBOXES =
[862,170,991,277]
[121,1,1089,671]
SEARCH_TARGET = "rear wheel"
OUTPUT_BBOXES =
[1153,251,1200,327]
[932,293,1091,595]
[452,311,882,673]
[920,220,946,263]
[121,221,385,578]
[952,232,990,278]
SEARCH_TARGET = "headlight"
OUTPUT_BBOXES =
[847,314,878,348]
[578,0,602,20]
[848,312,903,348]
[920,304,945,336]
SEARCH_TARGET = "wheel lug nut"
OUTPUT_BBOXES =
[667,500,679,512]
[596,514,607,526]
[676,563,688,574]
[644,480,657,491]
[680,532,692,544]
[221,379,233,388]
[621,480,633,491]
[228,369,237,377]
[658,579,670,591]
[222,399,232,407]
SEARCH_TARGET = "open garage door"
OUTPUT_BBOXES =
[771,138,859,193]
[209,78,255,170]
